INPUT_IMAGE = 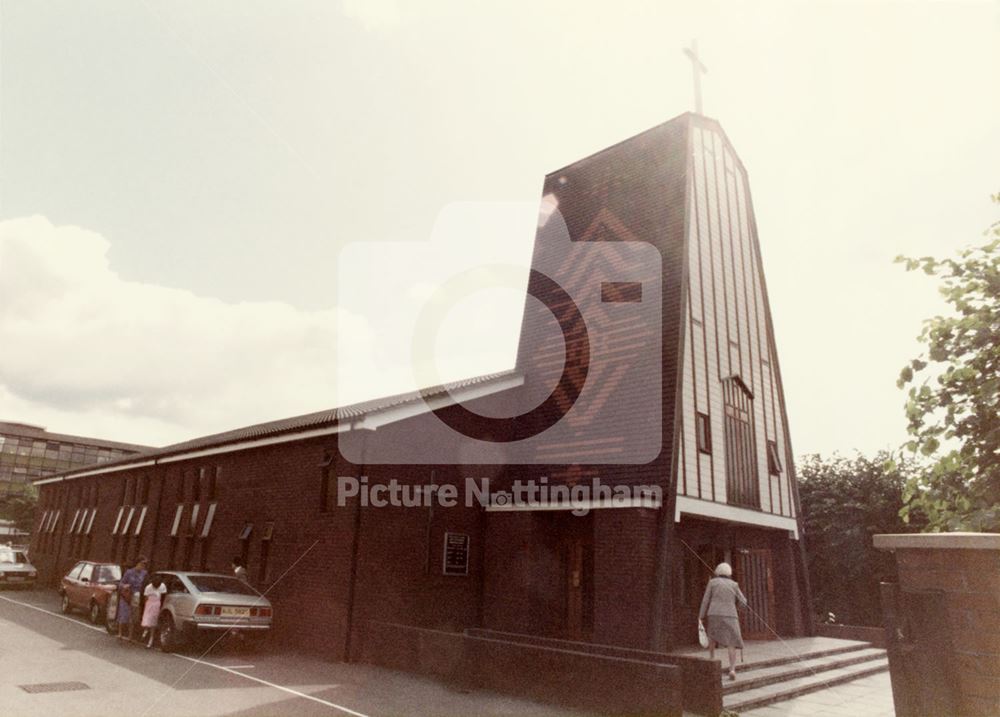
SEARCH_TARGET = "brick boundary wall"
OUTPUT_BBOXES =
[465,627,722,716]
[360,621,683,717]
[875,532,1000,716]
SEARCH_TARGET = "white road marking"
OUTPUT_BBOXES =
[0,594,106,633]
[171,653,369,716]
[0,594,371,717]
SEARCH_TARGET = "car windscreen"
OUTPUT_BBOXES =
[95,565,122,583]
[0,549,27,564]
[187,575,260,596]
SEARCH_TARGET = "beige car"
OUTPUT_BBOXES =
[106,571,272,651]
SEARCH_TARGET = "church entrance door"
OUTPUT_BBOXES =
[734,548,776,640]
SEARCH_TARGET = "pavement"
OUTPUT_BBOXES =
[737,672,895,717]
[0,588,586,717]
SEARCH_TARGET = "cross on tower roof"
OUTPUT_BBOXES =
[682,40,708,115]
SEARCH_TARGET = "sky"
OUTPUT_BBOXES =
[0,0,997,459]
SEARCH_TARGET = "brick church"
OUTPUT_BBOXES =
[31,111,812,659]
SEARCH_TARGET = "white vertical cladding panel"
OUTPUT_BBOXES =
[679,320,690,496]
[771,361,792,516]
[725,150,751,389]
[693,128,722,503]
[714,132,739,383]
[687,178,704,326]
[733,164,772,514]
[703,130,728,505]
[702,133,728,383]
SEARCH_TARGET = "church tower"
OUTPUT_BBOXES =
[485,112,811,649]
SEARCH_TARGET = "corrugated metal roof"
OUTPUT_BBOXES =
[36,369,520,482]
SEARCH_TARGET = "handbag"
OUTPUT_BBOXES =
[697,619,709,648]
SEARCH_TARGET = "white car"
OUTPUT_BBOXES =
[0,546,37,588]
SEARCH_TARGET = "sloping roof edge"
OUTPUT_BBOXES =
[34,369,523,486]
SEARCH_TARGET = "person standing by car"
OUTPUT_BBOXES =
[117,556,148,642]
[232,557,249,584]
[141,574,167,648]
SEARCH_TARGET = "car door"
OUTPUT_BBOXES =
[163,575,194,625]
[75,563,95,610]
[64,562,84,606]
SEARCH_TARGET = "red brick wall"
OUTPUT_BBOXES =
[891,546,1000,715]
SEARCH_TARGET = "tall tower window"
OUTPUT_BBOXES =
[723,377,759,508]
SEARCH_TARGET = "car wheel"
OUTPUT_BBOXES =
[89,601,101,625]
[158,615,181,653]
[60,593,71,614]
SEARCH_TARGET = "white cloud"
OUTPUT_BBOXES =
[0,217,377,446]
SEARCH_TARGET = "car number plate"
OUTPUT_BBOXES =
[7,576,24,581]
[220,606,250,618]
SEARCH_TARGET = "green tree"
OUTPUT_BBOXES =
[896,198,1000,532]
[799,452,922,626]
[0,492,37,537]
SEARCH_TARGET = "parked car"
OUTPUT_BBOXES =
[60,560,122,623]
[0,545,37,589]
[106,571,272,652]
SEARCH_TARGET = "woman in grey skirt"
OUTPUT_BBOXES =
[698,562,748,680]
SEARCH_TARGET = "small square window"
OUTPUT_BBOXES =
[696,413,712,454]
[238,523,253,541]
[767,440,782,475]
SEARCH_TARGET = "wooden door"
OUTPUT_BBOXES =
[735,548,776,640]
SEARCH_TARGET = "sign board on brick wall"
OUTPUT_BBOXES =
[442,532,469,576]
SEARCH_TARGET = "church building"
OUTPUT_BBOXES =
[30,111,811,661]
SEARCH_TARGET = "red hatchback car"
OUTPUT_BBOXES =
[60,561,122,623]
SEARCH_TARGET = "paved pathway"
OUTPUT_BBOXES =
[738,671,895,717]
[0,590,588,717]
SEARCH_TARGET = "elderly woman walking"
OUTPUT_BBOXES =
[699,562,748,680]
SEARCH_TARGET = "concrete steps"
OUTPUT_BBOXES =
[723,642,889,714]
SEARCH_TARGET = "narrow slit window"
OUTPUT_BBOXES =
[767,440,783,475]
[169,505,184,537]
[75,509,88,535]
[68,509,80,534]
[134,506,148,536]
[111,506,125,535]
[696,412,712,454]
[200,503,217,538]
[121,507,136,536]
[85,509,98,535]
[188,503,200,536]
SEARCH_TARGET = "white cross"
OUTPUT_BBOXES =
[683,41,708,115]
